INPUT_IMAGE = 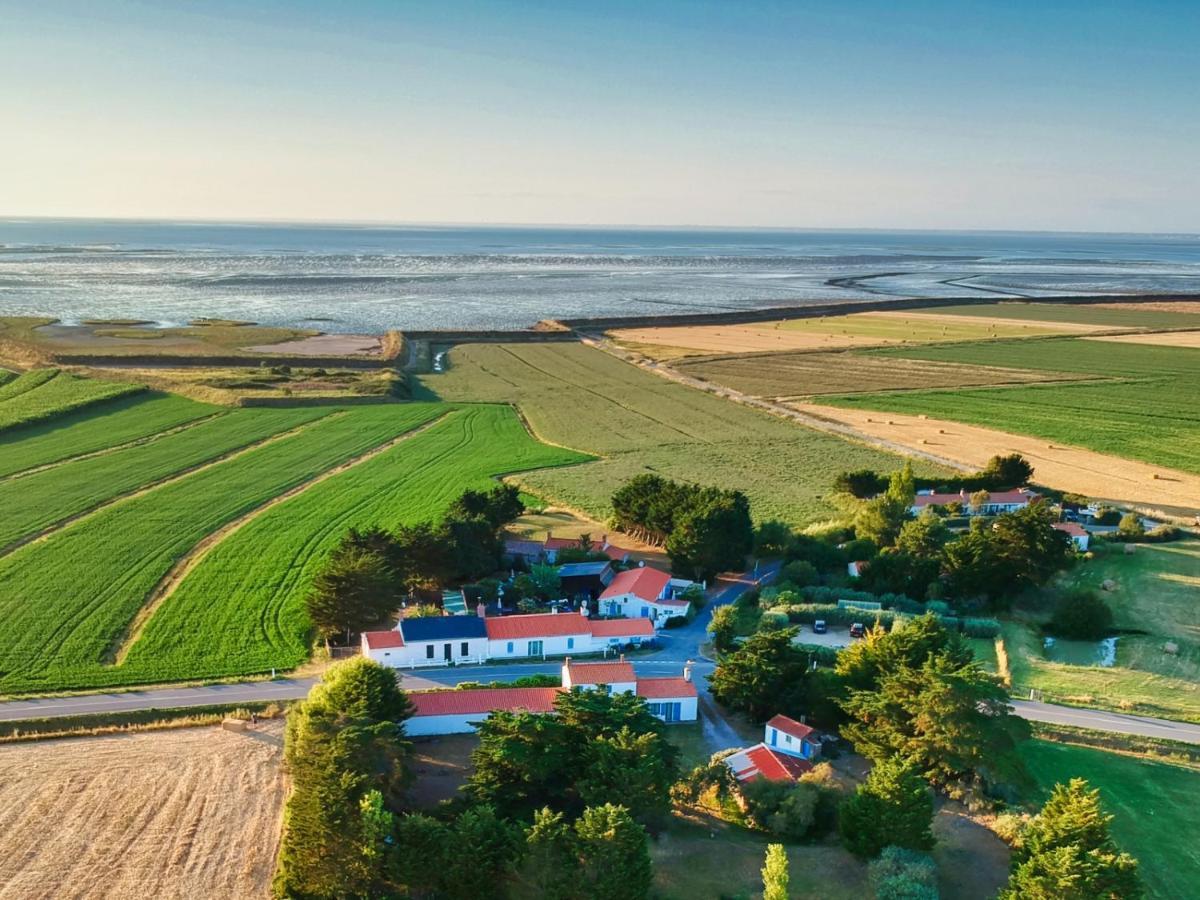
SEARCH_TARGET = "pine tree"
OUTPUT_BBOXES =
[575,804,653,900]
[762,843,790,900]
[839,756,935,858]
[525,807,582,900]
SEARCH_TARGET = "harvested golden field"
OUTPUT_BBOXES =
[796,402,1200,519]
[1084,330,1200,349]
[610,309,1093,358]
[676,350,1083,398]
[0,722,286,900]
[1089,300,1200,316]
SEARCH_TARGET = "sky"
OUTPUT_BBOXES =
[1,0,1198,232]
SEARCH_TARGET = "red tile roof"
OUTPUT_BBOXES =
[636,677,697,699]
[544,533,608,552]
[485,612,591,640]
[409,687,562,717]
[601,544,631,561]
[766,714,814,742]
[362,630,404,649]
[566,660,636,685]
[1053,522,1088,537]
[732,744,813,783]
[599,566,672,603]
[588,618,655,638]
[913,488,1039,508]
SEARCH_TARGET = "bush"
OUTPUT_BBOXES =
[663,615,689,629]
[1093,507,1122,525]
[841,538,879,562]
[1117,512,1145,538]
[779,560,820,588]
[1108,523,1181,544]
[741,778,834,842]
[760,610,790,631]
[785,533,847,572]
[1048,588,1113,640]
[960,617,1002,638]
[868,846,940,900]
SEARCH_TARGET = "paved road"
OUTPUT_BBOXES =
[1010,699,1200,745]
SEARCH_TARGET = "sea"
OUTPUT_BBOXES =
[1,219,1198,332]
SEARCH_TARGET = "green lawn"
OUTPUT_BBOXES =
[967,637,999,673]
[825,338,1200,474]
[927,301,1200,329]
[416,342,949,526]
[1021,739,1200,899]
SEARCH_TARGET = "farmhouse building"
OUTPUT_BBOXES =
[405,658,698,736]
[597,565,697,625]
[723,714,822,784]
[1053,521,1090,551]
[910,487,1040,516]
[362,609,654,669]
[503,532,630,566]
[556,560,616,601]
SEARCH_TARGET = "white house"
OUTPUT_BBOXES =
[597,565,697,625]
[724,714,821,784]
[405,659,698,736]
[910,487,1040,516]
[363,610,654,669]
[1053,521,1090,551]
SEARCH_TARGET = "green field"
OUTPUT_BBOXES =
[0,404,447,693]
[119,405,588,683]
[0,393,215,478]
[825,338,1200,474]
[676,349,1083,398]
[1021,740,1200,899]
[415,342,947,525]
[927,301,1200,329]
[0,406,331,550]
[0,369,144,432]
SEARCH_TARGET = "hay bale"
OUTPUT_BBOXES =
[918,414,928,419]
[221,718,248,733]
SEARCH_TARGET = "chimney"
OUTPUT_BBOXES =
[551,605,558,614]
[683,659,693,683]
[476,603,486,618]
[619,653,625,663]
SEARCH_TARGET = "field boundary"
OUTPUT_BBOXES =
[107,411,454,665]
[0,414,337,560]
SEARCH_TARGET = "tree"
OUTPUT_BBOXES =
[836,613,972,693]
[448,483,525,528]
[886,461,917,509]
[969,489,991,513]
[896,509,951,558]
[393,521,454,592]
[762,844,790,900]
[575,804,653,900]
[440,805,523,897]
[858,551,939,599]
[741,777,825,841]
[834,469,889,499]
[528,562,563,600]
[441,515,503,581]
[1002,779,1141,900]
[525,808,582,900]
[1049,588,1113,640]
[839,757,934,858]
[940,521,1006,605]
[979,453,1034,489]
[709,604,738,654]
[709,627,811,721]
[869,846,940,900]
[305,546,396,641]
[943,506,1072,608]
[754,520,796,557]
[1118,512,1145,539]
[667,487,754,580]
[578,726,676,831]
[855,494,909,548]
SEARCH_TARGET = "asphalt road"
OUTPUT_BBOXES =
[1009,699,1200,745]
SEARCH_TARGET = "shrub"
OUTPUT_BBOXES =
[841,538,879,562]
[741,778,832,841]
[1093,507,1121,525]
[760,610,791,631]
[1117,513,1145,538]
[1048,588,1113,640]
[960,617,1002,638]
[780,559,820,587]
[663,615,689,629]
[868,846,940,900]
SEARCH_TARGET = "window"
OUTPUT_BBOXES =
[647,702,662,715]
[784,734,792,744]
[460,642,469,657]
[567,637,574,650]
[528,640,544,656]
[506,641,514,653]
[425,645,434,659]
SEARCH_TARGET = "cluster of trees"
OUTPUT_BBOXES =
[1048,587,1114,640]
[305,484,525,640]
[275,660,664,899]
[610,474,753,579]
[835,453,1035,500]
[844,463,1074,610]
[839,757,933,859]
[1001,779,1141,899]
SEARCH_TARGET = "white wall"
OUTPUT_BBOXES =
[486,632,590,659]
[407,712,487,737]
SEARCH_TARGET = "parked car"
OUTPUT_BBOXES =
[849,622,866,638]
[812,620,828,634]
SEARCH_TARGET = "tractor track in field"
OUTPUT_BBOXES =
[107,411,453,666]
[0,415,338,561]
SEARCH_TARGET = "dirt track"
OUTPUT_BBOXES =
[797,403,1200,519]
[0,722,286,899]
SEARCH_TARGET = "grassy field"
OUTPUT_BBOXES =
[0,406,331,549]
[826,338,1200,474]
[676,349,1083,398]
[0,404,449,694]
[119,405,588,684]
[415,342,946,525]
[0,368,145,432]
[769,309,1082,342]
[1021,739,1200,899]
[926,301,1200,329]
[0,392,215,478]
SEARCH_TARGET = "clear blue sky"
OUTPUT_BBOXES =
[2,0,1197,231]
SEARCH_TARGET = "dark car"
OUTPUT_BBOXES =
[849,622,866,639]
[812,619,828,634]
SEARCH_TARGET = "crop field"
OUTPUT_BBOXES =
[0,368,144,432]
[0,392,215,478]
[0,722,286,900]
[675,350,1083,398]
[0,403,450,694]
[1021,740,1200,899]
[415,342,945,525]
[922,301,1200,329]
[825,338,1200,475]
[121,405,588,683]
[0,406,331,550]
